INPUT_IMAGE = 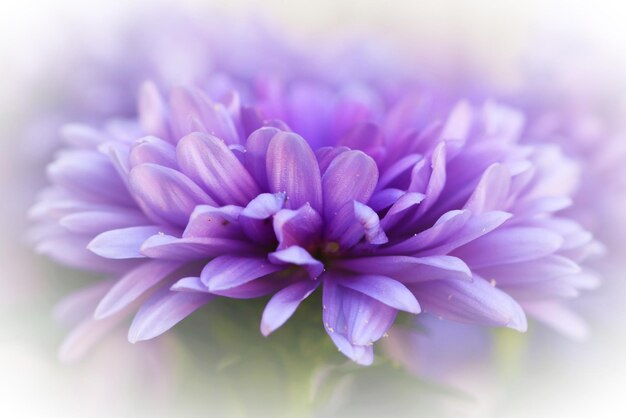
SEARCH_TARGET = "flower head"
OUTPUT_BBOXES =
[31,75,600,365]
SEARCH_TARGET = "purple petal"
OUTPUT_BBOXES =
[176,132,260,205]
[244,127,281,190]
[60,209,150,234]
[322,150,378,224]
[323,279,397,364]
[474,255,581,286]
[239,192,285,244]
[48,150,132,207]
[240,192,286,219]
[419,211,513,256]
[452,226,564,268]
[410,277,527,331]
[128,287,213,343]
[260,279,320,336]
[336,255,472,283]
[463,163,511,213]
[381,210,471,254]
[368,188,405,212]
[268,246,324,279]
[171,276,208,292]
[183,205,243,239]
[379,192,425,232]
[129,163,215,228]
[129,136,177,168]
[315,146,350,174]
[273,205,323,250]
[88,226,171,259]
[266,131,323,212]
[201,255,284,292]
[140,233,256,261]
[340,202,388,248]
[94,260,182,319]
[335,274,420,313]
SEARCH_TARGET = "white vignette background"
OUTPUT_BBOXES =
[1,1,626,417]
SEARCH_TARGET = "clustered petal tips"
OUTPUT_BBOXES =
[31,78,601,365]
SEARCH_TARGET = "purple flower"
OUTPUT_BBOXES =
[31,76,600,365]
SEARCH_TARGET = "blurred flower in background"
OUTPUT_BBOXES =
[3,1,626,417]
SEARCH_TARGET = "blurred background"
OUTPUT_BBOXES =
[2,0,626,417]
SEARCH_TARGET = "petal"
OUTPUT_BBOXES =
[240,192,286,219]
[201,255,284,292]
[322,150,378,224]
[410,277,527,331]
[138,81,170,139]
[176,132,259,205]
[474,255,581,286]
[244,127,281,190]
[60,209,150,234]
[129,136,177,168]
[140,234,256,261]
[323,279,396,363]
[335,274,420,313]
[171,276,208,292]
[522,301,588,341]
[239,192,286,244]
[273,205,323,250]
[266,132,323,212]
[420,211,513,256]
[128,288,213,343]
[268,246,325,279]
[129,163,215,228]
[88,226,172,259]
[59,315,124,364]
[182,205,243,239]
[339,201,388,248]
[260,279,320,336]
[463,163,511,213]
[336,255,472,283]
[54,280,114,327]
[94,260,183,319]
[452,226,564,268]
[315,146,350,175]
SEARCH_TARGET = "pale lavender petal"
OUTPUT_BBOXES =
[129,136,177,168]
[522,301,588,340]
[138,81,170,139]
[266,131,323,212]
[140,234,256,261]
[463,163,511,213]
[183,205,243,239]
[268,246,324,279]
[244,127,282,190]
[260,279,320,336]
[336,255,472,283]
[171,276,208,292]
[129,163,215,228]
[452,226,564,268]
[410,277,527,331]
[60,209,150,234]
[201,255,284,291]
[88,226,172,259]
[335,274,420,313]
[128,288,213,343]
[94,260,183,319]
[322,150,378,224]
[323,279,397,362]
[176,132,259,205]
